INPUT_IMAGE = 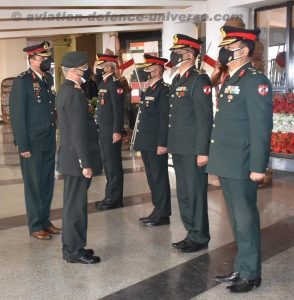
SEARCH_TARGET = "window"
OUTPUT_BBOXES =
[255,2,294,92]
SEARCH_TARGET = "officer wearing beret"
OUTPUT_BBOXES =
[9,41,61,240]
[94,54,124,210]
[207,26,273,293]
[56,51,102,264]
[168,34,213,252]
[134,54,171,227]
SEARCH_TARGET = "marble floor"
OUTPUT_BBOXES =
[0,124,293,300]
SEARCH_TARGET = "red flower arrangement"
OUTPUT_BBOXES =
[271,132,294,154]
[271,93,294,154]
[273,93,294,114]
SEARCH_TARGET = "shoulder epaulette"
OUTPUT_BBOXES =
[248,66,258,75]
[19,70,30,77]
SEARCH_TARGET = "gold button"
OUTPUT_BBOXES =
[211,139,215,143]
[171,94,175,98]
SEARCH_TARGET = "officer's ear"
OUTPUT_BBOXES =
[239,43,250,58]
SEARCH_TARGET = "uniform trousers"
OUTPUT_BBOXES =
[62,175,91,259]
[20,145,55,233]
[141,151,171,218]
[219,177,261,279]
[99,134,123,203]
[172,154,210,244]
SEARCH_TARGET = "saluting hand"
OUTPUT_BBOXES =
[196,155,208,167]
[113,132,122,143]
[157,146,167,155]
[82,168,93,178]
[250,172,265,183]
[20,151,32,159]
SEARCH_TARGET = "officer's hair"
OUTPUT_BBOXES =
[61,66,71,76]
[240,40,255,57]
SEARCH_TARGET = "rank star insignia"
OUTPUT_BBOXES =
[258,85,269,96]
[203,85,212,95]
[117,88,123,95]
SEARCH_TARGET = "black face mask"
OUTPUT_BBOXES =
[96,68,105,80]
[82,67,92,81]
[138,69,151,82]
[170,51,189,67]
[218,47,243,66]
[40,58,52,72]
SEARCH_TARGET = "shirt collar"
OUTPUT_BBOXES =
[229,61,250,77]
[66,78,81,88]
[30,67,43,80]
[103,72,114,81]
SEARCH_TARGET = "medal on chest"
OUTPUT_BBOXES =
[176,86,188,97]
[32,72,42,103]
[99,89,107,105]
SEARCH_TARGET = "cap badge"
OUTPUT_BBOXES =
[173,34,178,44]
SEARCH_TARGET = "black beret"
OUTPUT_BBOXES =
[61,51,88,68]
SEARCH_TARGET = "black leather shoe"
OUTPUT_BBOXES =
[175,239,208,253]
[66,253,101,264]
[139,209,156,222]
[94,198,108,208]
[227,277,261,293]
[171,237,189,249]
[95,200,123,210]
[85,248,94,255]
[143,217,170,227]
[215,271,240,283]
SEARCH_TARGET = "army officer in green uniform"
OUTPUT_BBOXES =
[9,42,61,240]
[206,26,273,293]
[94,54,124,210]
[167,34,213,252]
[134,54,171,227]
[57,51,102,264]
